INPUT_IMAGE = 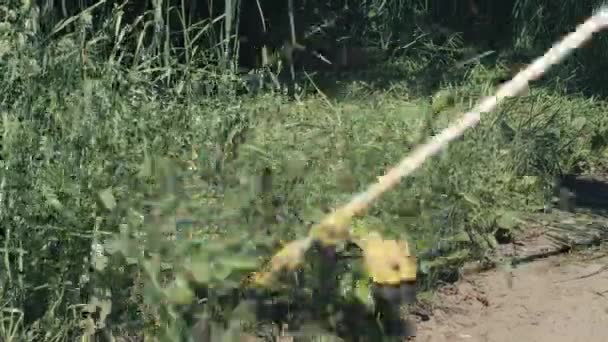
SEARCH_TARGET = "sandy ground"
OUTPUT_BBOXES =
[415,251,608,342]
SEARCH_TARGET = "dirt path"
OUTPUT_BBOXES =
[415,172,608,342]
[415,249,608,342]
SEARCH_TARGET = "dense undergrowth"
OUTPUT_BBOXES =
[2,1,608,341]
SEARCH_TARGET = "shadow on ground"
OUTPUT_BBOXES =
[559,173,608,216]
[303,47,485,101]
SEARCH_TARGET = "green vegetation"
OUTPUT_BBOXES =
[1,0,608,341]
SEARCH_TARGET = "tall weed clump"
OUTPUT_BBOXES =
[0,1,255,340]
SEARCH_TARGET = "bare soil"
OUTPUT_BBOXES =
[415,250,608,342]
[415,170,608,342]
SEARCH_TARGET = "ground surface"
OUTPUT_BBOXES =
[416,249,608,342]
[416,173,608,342]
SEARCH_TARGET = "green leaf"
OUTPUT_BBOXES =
[98,187,116,210]
[93,254,108,271]
[423,249,471,269]
[219,255,259,271]
[165,276,194,305]
[302,207,325,223]
[419,260,432,274]
[496,210,520,230]
[460,192,481,207]
[41,185,63,210]
[443,231,470,243]
[125,257,138,265]
[431,89,455,113]
[102,237,122,255]
[354,279,375,310]
[486,234,499,249]
[139,140,152,178]
[212,262,233,281]
[285,154,308,180]
[571,116,587,130]
[143,283,164,304]
[444,248,470,261]
[188,260,211,283]
[520,175,540,190]
[204,241,234,253]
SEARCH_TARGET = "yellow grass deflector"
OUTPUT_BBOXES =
[248,228,416,288]
[355,232,416,285]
